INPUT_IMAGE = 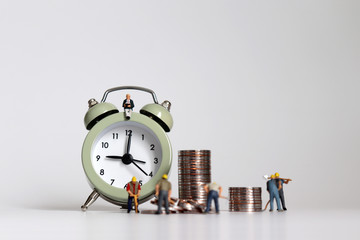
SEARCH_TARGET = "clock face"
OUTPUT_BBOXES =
[91,121,162,189]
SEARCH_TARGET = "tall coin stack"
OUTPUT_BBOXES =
[178,150,211,206]
[229,187,262,212]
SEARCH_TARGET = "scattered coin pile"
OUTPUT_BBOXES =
[147,197,205,214]
[229,187,262,212]
[178,150,211,206]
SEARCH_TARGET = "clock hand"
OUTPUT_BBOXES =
[131,159,146,164]
[106,155,123,159]
[131,160,148,176]
[126,132,132,154]
[106,156,146,164]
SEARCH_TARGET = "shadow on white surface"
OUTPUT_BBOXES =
[1,205,360,240]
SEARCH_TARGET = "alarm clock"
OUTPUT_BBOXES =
[81,86,173,211]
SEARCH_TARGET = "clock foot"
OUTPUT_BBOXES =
[81,190,100,211]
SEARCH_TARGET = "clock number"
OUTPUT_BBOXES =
[123,183,127,189]
[125,130,132,136]
[154,158,158,164]
[102,142,109,148]
[112,133,119,139]
[139,180,143,186]
[96,155,101,161]
[100,169,105,175]
[110,179,115,185]
[142,134,145,140]
[150,144,155,150]
[149,172,153,177]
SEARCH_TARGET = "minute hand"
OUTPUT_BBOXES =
[126,132,132,154]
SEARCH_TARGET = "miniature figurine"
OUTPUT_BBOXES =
[155,174,172,214]
[275,172,292,211]
[122,94,134,119]
[204,182,223,213]
[126,176,141,213]
[266,175,282,212]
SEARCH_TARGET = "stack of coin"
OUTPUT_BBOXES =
[178,150,211,206]
[229,187,262,212]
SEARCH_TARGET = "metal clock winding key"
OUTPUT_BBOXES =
[81,86,173,211]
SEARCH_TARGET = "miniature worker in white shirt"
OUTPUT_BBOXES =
[204,182,223,213]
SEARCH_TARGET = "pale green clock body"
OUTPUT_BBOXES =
[82,111,172,205]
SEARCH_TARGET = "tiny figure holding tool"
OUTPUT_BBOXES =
[155,174,172,214]
[126,176,141,213]
[275,172,292,211]
[266,175,282,212]
[204,182,223,213]
[122,94,134,119]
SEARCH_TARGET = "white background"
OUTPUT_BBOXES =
[1,0,360,239]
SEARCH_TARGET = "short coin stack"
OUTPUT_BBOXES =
[178,150,211,208]
[229,187,262,212]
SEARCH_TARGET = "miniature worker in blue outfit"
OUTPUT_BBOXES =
[204,182,223,213]
[122,94,134,119]
[275,172,292,211]
[155,174,172,214]
[266,175,282,212]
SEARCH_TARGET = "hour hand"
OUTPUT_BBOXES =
[106,156,146,164]
[106,155,123,159]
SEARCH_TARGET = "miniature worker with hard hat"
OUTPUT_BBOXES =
[275,172,292,211]
[126,176,141,213]
[155,174,172,214]
[204,182,223,213]
[266,175,282,212]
